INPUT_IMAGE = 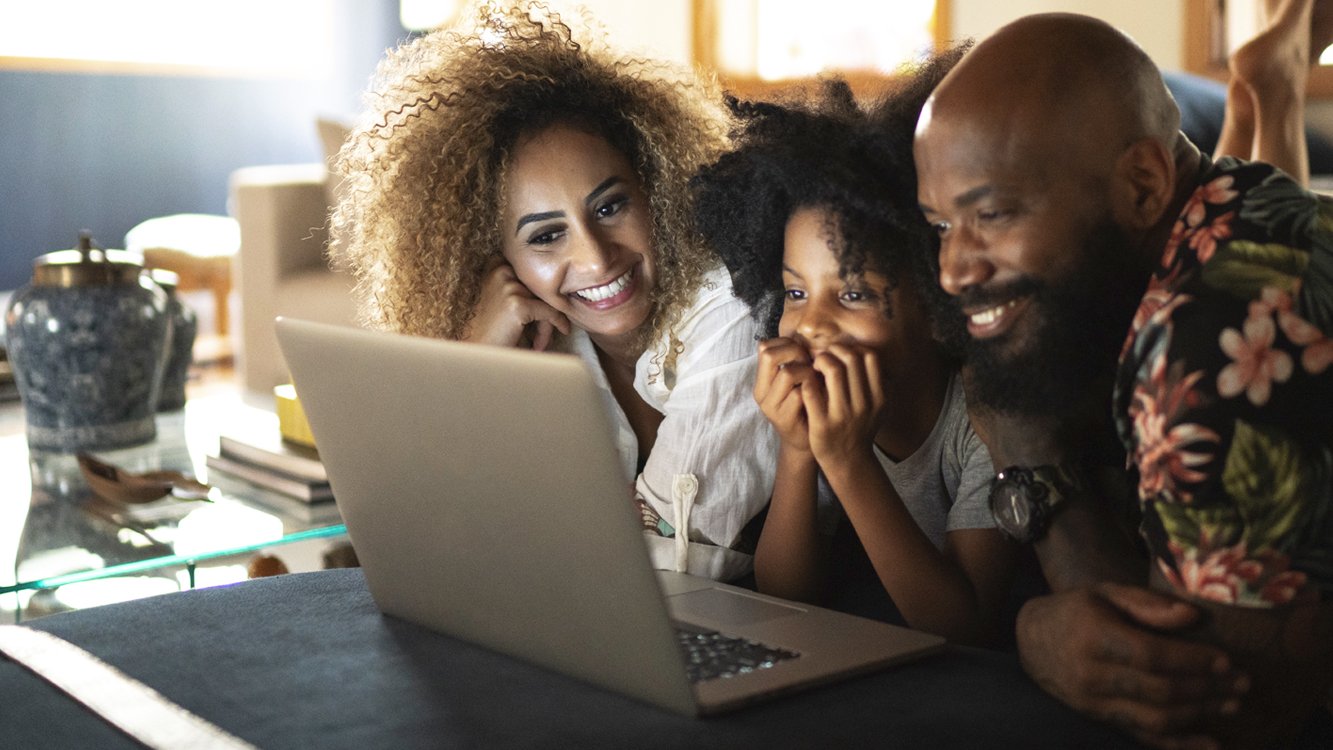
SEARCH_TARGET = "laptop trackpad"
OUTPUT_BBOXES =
[668,587,804,627]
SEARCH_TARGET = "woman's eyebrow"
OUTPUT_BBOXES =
[515,210,564,234]
[585,176,622,203]
[513,176,624,234]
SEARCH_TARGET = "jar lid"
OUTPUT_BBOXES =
[148,267,180,293]
[32,231,144,287]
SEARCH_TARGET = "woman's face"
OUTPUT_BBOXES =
[778,206,931,373]
[500,123,657,349]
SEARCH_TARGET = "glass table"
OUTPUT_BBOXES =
[0,389,348,622]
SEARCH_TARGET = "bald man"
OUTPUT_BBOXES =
[915,12,1333,750]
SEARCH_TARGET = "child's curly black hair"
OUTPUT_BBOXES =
[691,45,969,337]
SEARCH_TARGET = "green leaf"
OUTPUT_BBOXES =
[1220,421,1309,551]
[1318,203,1333,235]
[1240,174,1319,238]
[1154,500,1241,550]
[1201,241,1306,301]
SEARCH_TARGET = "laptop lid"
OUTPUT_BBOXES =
[276,317,697,715]
[276,317,945,716]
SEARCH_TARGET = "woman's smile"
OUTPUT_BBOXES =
[570,266,637,307]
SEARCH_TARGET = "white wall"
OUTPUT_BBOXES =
[948,0,1186,70]
[573,1,1186,74]
[946,1,1333,137]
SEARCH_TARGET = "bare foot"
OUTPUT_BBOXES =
[1227,0,1315,181]
[1234,0,1314,100]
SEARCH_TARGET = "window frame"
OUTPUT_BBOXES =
[1183,0,1333,96]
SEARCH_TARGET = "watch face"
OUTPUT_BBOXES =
[989,468,1051,543]
[993,483,1032,537]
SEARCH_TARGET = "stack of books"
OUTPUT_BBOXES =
[0,347,19,403]
[206,429,333,503]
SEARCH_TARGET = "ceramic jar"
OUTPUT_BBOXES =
[149,268,196,412]
[4,232,170,451]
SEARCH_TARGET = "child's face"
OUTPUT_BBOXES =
[777,206,925,362]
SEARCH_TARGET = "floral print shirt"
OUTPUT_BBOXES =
[1115,155,1333,608]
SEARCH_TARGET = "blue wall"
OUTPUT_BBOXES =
[0,2,405,292]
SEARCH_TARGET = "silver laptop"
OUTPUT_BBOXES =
[275,317,944,716]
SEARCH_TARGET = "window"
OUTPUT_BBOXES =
[692,0,946,99]
[399,0,460,31]
[0,0,333,77]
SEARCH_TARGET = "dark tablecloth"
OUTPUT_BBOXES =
[1,568,1139,749]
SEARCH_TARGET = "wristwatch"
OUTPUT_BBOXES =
[988,465,1080,544]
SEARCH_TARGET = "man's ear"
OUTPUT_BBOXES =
[1111,137,1175,230]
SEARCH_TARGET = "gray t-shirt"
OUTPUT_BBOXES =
[816,373,995,550]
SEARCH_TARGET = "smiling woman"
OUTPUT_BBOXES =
[499,125,658,360]
[331,0,778,582]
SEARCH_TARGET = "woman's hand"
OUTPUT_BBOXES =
[754,338,816,451]
[802,343,884,467]
[462,263,570,351]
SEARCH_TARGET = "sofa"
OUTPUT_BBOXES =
[228,162,358,394]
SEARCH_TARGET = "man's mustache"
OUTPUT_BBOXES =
[950,276,1043,312]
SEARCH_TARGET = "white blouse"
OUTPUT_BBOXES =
[566,267,778,581]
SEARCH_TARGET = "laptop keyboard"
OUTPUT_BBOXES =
[674,627,800,683]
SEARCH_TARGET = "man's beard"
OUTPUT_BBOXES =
[938,220,1148,417]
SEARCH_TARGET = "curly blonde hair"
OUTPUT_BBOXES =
[330,1,730,348]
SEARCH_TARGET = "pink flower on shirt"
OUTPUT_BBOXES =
[1160,218,1189,270]
[1131,353,1217,504]
[1187,211,1233,264]
[1165,176,1236,269]
[1269,295,1333,375]
[1159,539,1249,602]
[1123,287,1171,359]
[1159,538,1308,605]
[1181,175,1239,229]
[1259,567,1308,605]
[1303,338,1333,374]
[1217,311,1293,406]
[1135,412,1219,503]
[1251,285,1295,316]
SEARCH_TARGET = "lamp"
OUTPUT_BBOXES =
[400,0,460,31]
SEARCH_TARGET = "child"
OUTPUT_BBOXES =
[691,53,1016,647]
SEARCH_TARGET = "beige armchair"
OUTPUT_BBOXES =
[228,163,358,394]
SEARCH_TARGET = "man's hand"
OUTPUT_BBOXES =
[1017,584,1250,750]
[802,344,884,466]
[462,263,570,351]
[755,338,816,450]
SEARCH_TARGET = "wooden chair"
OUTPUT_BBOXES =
[125,213,240,338]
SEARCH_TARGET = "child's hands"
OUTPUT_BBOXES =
[755,337,816,451]
[802,343,884,466]
[462,262,571,351]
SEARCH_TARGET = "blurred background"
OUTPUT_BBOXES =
[0,0,1321,294]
